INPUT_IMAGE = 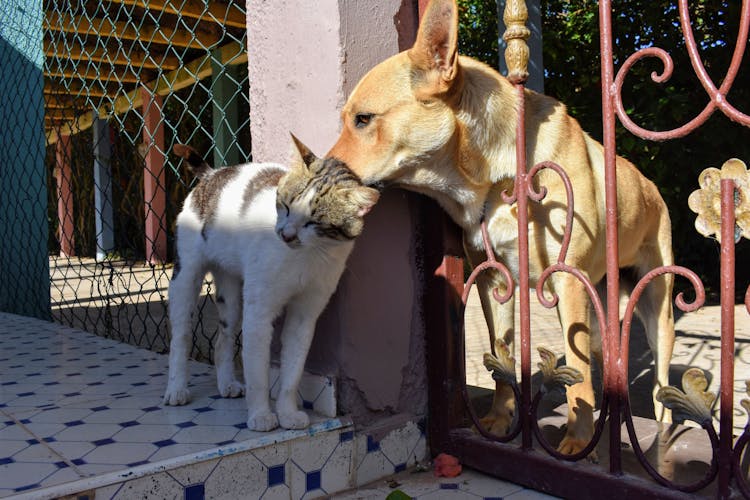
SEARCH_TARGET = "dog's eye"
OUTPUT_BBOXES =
[354,113,374,129]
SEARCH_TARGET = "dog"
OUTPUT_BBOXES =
[326,0,675,455]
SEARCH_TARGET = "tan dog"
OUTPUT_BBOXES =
[327,0,675,455]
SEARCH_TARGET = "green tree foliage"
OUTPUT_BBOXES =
[458,0,749,300]
[458,0,499,66]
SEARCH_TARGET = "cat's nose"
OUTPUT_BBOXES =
[278,227,298,245]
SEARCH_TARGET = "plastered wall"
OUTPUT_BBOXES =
[246,0,426,425]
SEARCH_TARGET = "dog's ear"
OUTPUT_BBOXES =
[409,0,459,91]
[289,133,318,169]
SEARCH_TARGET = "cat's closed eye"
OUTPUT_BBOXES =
[277,201,290,215]
[303,221,317,228]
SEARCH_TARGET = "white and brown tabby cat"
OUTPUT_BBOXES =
[163,136,379,431]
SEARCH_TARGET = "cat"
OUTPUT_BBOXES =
[163,136,379,431]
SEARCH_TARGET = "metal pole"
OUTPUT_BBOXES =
[598,0,623,475]
[719,178,736,498]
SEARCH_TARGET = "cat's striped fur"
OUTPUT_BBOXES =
[164,137,379,432]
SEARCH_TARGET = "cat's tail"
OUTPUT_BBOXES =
[173,144,212,179]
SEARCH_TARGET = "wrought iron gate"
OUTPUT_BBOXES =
[426,1,750,498]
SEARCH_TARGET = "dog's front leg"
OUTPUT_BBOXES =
[554,273,596,456]
[475,275,517,436]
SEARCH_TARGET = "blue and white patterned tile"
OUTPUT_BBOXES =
[203,451,267,499]
[289,430,351,499]
[43,439,95,465]
[290,429,341,472]
[171,424,239,445]
[110,471,185,500]
[380,421,426,471]
[353,433,393,488]
[0,422,33,441]
[0,313,356,498]
[0,462,59,494]
[165,458,219,490]
[268,365,337,419]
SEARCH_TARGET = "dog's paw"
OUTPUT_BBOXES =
[279,410,309,430]
[247,410,279,432]
[163,386,191,406]
[478,410,513,436]
[557,435,594,459]
[218,380,244,398]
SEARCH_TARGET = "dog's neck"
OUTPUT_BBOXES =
[402,59,522,231]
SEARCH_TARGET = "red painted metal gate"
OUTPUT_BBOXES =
[425,1,750,498]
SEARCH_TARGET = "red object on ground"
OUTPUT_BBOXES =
[433,453,462,477]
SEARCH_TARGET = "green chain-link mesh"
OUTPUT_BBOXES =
[42,0,251,362]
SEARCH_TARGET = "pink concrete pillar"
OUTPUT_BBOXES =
[55,133,75,257]
[141,87,167,265]
[246,0,424,420]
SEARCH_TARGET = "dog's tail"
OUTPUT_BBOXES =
[173,144,212,179]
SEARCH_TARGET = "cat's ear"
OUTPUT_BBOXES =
[289,133,318,169]
[347,186,380,217]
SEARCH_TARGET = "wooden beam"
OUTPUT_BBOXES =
[45,94,83,108]
[108,0,247,29]
[46,40,247,144]
[47,109,79,119]
[44,40,180,70]
[45,81,110,97]
[46,68,145,84]
[45,12,220,49]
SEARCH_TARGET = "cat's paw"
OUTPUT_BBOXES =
[163,386,191,406]
[247,410,279,432]
[279,410,309,430]
[218,380,244,398]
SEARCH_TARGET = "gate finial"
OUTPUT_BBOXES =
[503,0,531,84]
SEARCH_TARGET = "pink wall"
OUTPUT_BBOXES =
[246,1,344,160]
[246,0,425,423]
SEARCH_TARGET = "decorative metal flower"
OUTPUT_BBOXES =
[656,367,715,425]
[537,347,583,390]
[687,158,750,243]
[483,340,517,385]
[741,380,750,424]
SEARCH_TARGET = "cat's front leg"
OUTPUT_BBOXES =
[276,300,323,429]
[242,296,278,432]
[164,263,204,405]
[212,271,244,398]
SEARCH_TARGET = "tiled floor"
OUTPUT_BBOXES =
[0,312,559,500]
[334,467,559,499]
[0,312,344,498]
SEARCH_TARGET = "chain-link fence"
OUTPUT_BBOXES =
[40,0,251,362]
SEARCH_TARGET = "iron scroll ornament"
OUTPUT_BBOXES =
[613,1,750,141]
